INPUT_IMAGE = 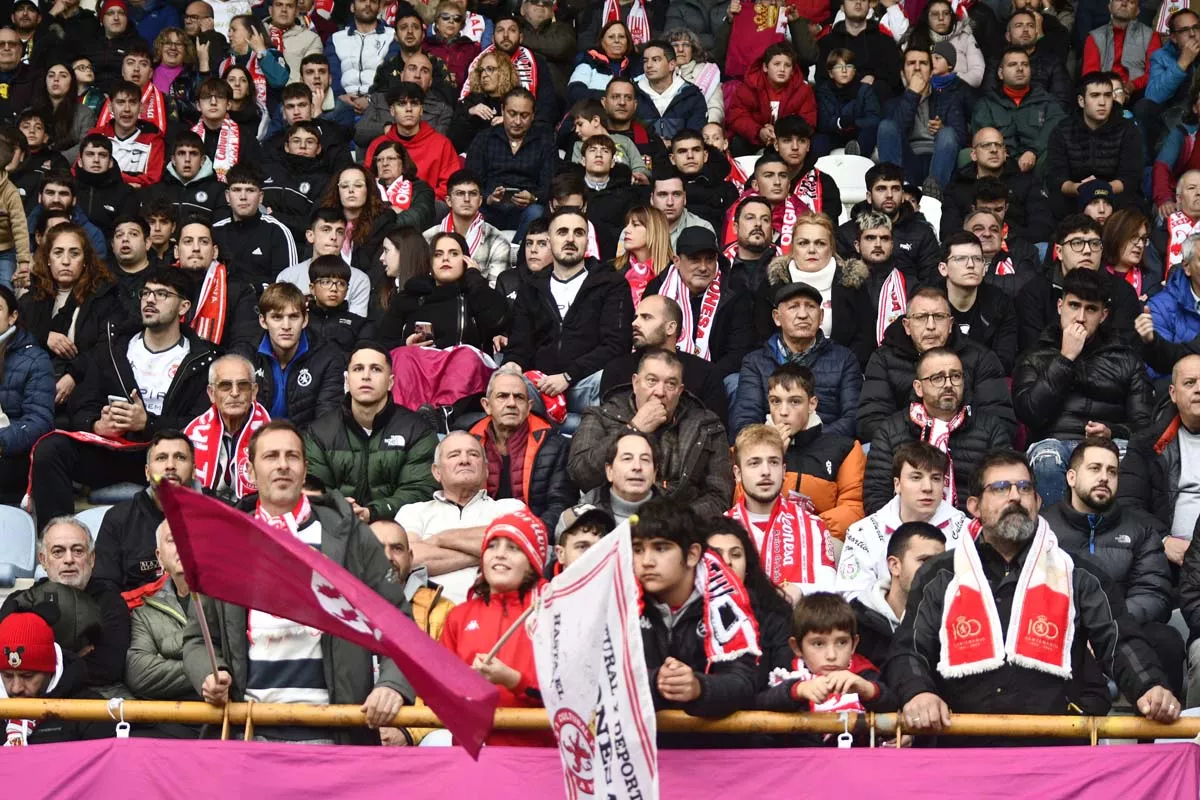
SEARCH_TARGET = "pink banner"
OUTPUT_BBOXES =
[2,739,1197,798]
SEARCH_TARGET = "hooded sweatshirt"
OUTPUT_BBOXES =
[363,122,462,201]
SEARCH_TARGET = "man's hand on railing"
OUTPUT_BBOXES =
[202,670,233,707]
[902,692,952,733]
[362,687,405,729]
[1138,686,1182,724]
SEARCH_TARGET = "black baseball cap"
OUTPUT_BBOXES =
[773,281,823,308]
[675,227,719,258]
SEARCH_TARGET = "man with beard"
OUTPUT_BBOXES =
[863,347,1011,514]
[599,294,727,418]
[886,450,1182,743]
[982,9,1071,107]
[724,196,776,295]
[173,217,260,353]
[836,162,939,285]
[727,154,806,254]
[848,211,910,368]
[460,15,559,127]
[1041,438,1182,697]
[938,231,1018,372]
[93,431,196,592]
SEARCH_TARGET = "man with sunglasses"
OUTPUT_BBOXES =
[887,449,1182,744]
[29,268,216,522]
[1015,214,1141,352]
[863,346,1011,514]
[941,126,1053,244]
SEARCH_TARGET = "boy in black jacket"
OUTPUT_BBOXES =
[304,255,372,358]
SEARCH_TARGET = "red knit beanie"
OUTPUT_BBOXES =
[482,508,549,570]
[0,613,56,674]
[99,0,129,16]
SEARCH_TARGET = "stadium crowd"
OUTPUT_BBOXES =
[0,0,1199,749]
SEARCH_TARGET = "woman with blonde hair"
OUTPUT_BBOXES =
[450,51,520,152]
[614,206,673,305]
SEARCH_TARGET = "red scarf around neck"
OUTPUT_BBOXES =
[96,82,166,131]
[908,402,968,507]
[255,493,313,536]
[603,0,650,45]
[192,117,240,182]
[185,402,272,499]
[727,493,834,589]
[189,262,228,345]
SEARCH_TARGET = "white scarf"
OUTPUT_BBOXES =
[192,117,240,182]
[604,0,650,45]
[1167,211,1200,275]
[659,264,722,360]
[876,268,907,345]
[443,212,485,258]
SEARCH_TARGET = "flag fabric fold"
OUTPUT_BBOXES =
[157,482,499,756]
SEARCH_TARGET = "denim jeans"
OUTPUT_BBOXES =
[1027,437,1128,507]
[0,251,16,290]
[520,369,601,435]
[481,201,546,243]
[876,120,959,188]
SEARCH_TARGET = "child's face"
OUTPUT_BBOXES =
[555,528,602,570]
[19,118,46,149]
[310,275,348,308]
[932,53,951,76]
[1085,198,1113,225]
[829,60,855,86]
[574,115,605,140]
[793,629,857,675]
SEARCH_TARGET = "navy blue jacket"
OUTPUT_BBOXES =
[885,78,969,148]
[0,327,54,455]
[816,81,881,138]
[635,79,707,143]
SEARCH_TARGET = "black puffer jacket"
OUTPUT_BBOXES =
[376,269,509,354]
[93,489,163,593]
[1045,112,1144,215]
[1041,501,1173,625]
[1016,266,1142,353]
[1012,324,1154,441]
[941,161,1055,244]
[136,159,228,219]
[836,201,941,285]
[260,153,332,241]
[72,163,138,239]
[856,319,1015,442]
[19,281,128,384]
[948,279,1019,372]
[250,333,347,430]
[863,407,1012,514]
[0,327,54,458]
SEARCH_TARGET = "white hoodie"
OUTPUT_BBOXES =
[856,576,902,631]
[835,495,968,602]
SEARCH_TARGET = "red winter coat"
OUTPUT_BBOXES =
[439,586,553,746]
[726,58,817,145]
[88,121,166,189]
[364,122,462,201]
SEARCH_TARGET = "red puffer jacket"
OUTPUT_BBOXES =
[726,56,818,145]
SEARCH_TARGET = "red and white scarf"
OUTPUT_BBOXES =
[190,261,229,345]
[721,191,802,250]
[268,23,286,52]
[255,493,313,535]
[993,227,1015,276]
[1166,210,1200,275]
[96,82,167,131]
[586,220,600,260]
[659,264,721,360]
[767,653,872,713]
[463,11,487,43]
[1107,263,1144,298]
[727,493,834,591]
[950,0,972,18]
[791,168,824,214]
[459,45,541,100]
[623,255,655,305]
[726,152,748,191]
[696,550,761,667]
[221,51,267,107]
[442,212,485,258]
[876,268,907,345]
[383,176,414,210]
[604,0,650,45]
[192,117,240,182]
[185,401,271,499]
[722,241,781,264]
[524,369,566,424]
[939,517,1074,679]
[909,402,968,507]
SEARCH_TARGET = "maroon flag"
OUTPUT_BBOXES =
[157,481,499,756]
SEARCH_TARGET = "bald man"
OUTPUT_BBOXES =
[941,126,1054,243]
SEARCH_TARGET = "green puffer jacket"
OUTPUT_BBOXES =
[127,577,197,701]
[304,397,439,522]
[969,86,1067,165]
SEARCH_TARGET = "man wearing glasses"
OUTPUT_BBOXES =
[184,354,268,503]
[0,28,36,125]
[1016,214,1141,352]
[1013,268,1153,506]
[938,230,1018,373]
[887,449,1182,742]
[863,346,1011,514]
[28,268,216,522]
[941,126,1053,244]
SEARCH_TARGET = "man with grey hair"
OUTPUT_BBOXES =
[184,354,268,503]
[1,517,131,690]
[885,450,1183,741]
[394,430,525,602]
[1138,225,1200,380]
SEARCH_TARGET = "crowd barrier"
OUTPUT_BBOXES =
[5,698,1200,743]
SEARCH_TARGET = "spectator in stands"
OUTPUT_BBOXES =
[503,208,632,412]
[1140,231,1200,375]
[633,497,758,717]
[632,39,705,145]
[364,83,461,203]
[877,46,967,193]
[259,122,335,242]
[1083,0,1161,98]
[519,0,575,98]
[904,0,985,88]
[172,217,261,353]
[887,450,1182,739]
[369,140,436,232]
[1155,142,1200,264]
[0,283,52,502]
[734,280,861,439]
[553,503,615,570]
[1101,207,1156,300]
[569,98,649,182]
[961,188,1043,300]
[817,0,904,106]
[1017,215,1142,352]
[0,610,108,744]
[211,164,298,291]
[0,28,36,125]
[188,78,260,183]
[480,15,559,128]
[184,420,411,744]
[27,170,110,260]
[276,210,369,318]
[579,430,662,525]
[125,520,204,728]
[320,164,396,275]
[468,371,573,533]
[372,519,454,639]
[422,0,481,88]
[465,88,553,243]
[1141,9,1200,154]
[250,283,343,428]
[857,287,1014,442]
[971,47,1066,176]
[449,49,519,153]
[303,258,371,358]
[652,167,715,249]
[267,0,321,82]
[29,268,215,522]
[836,212,908,369]
[93,430,193,592]
[373,226,430,319]
[815,48,881,158]
[994,8,1072,107]
[301,53,357,130]
[1047,72,1144,218]
[942,127,1054,244]
[398,430,526,603]
[138,133,226,219]
[305,345,438,524]
[567,20,637,105]
[938,231,1019,371]
[770,116,842,221]
[836,162,940,285]
[266,83,352,168]
[570,348,732,518]
[726,43,816,156]
[71,134,136,241]
[864,347,1012,513]
[850,521,946,667]
[90,80,165,189]
[1014,269,1154,505]
[143,200,175,269]
[182,354,266,504]
[423,170,512,287]
[19,223,123,418]
[724,196,776,296]
[665,130,736,234]
[323,0,390,113]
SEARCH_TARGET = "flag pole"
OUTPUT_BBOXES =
[484,604,534,663]
[191,592,222,680]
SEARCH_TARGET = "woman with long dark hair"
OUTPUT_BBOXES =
[374,226,430,319]
[31,63,97,163]
[320,164,396,275]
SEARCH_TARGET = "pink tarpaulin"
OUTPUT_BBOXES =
[2,739,1198,799]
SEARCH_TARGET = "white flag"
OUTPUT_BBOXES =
[528,524,659,800]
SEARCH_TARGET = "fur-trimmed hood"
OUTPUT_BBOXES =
[765,254,870,290]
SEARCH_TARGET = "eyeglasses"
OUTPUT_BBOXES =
[313,277,348,289]
[1130,235,1151,247]
[1174,24,1200,35]
[918,371,964,388]
[184,13,213,20]
[139,288,181,301]
[1063,237,1102,252]
[947,255,985,266]
[830,64,855,72]
[73,64,94,72]
[163,40,185,47]
[479,65,498,74]
[0,41,22,49]
[450,189,481,200]
[906,312,953,326]
[982,480,1036,497]
[973,141,1005,151]
[212,379,255,393]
